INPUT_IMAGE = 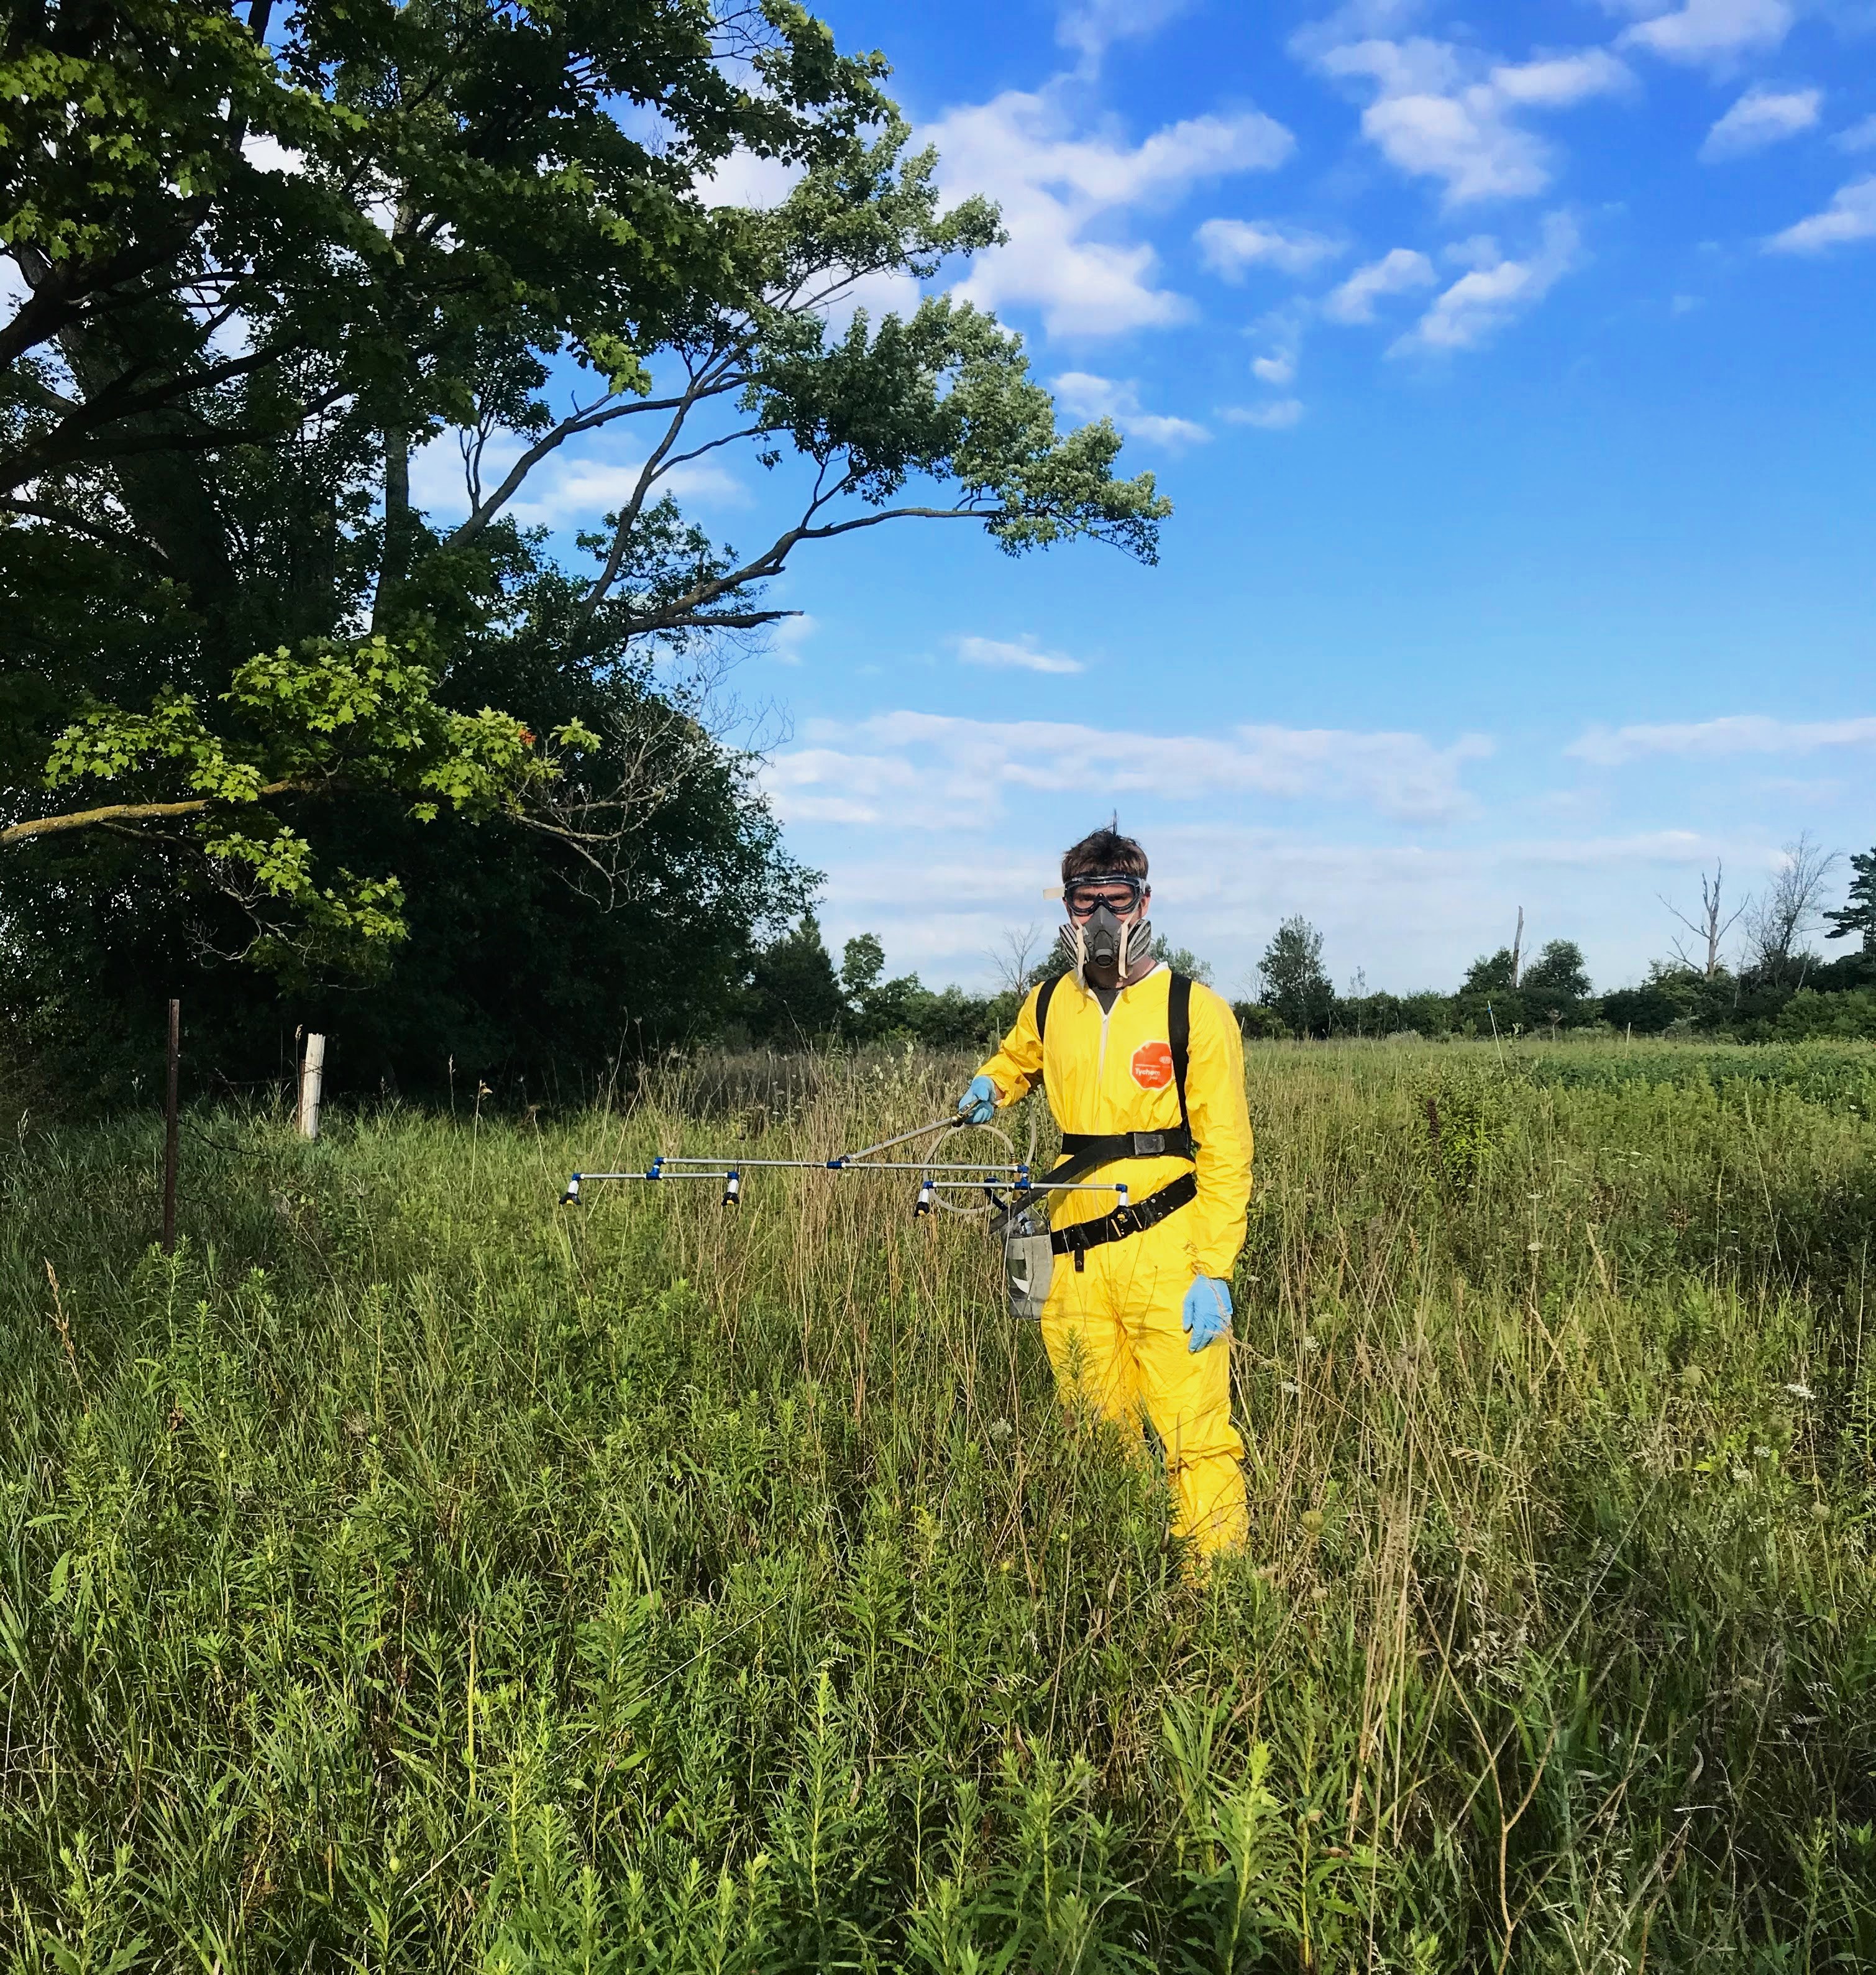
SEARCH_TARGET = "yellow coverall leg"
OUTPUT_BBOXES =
[1040,1215,1248,1555]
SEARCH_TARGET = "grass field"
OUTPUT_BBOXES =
[3,1037,1874,1971]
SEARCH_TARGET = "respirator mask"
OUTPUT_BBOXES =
[1055,873,1153,987]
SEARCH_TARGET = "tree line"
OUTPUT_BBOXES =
[1238,838,1876,1044]
[728,840,1876,1058]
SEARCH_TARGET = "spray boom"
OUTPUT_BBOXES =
[557,1114,1127,1221]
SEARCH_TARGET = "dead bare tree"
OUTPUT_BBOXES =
[989,923,1048,998]
[1741,834,1841,988]
[1660,862,1747,979]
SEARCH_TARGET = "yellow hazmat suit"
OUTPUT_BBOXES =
[974,965,1253,1553]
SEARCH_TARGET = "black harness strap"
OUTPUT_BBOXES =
[1025,972,1202,1250]
[1057,1125,1195,1165]
[1168,969,1192,1136]
[1036,969,1061,1042]
[1051,1172,1198,1268]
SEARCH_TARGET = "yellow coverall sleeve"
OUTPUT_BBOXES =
[1182,983,1253,1279]
[972,982,1046,1105]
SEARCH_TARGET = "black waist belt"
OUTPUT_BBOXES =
[1055,1127,1196,1167]
[1050,1172,1197,1267]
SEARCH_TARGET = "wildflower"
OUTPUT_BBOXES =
[1783,1382,1814,1400]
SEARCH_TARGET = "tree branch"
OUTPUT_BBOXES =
[623,503,987,635]
[441,376,746,551]
[1,781,309,848]
[0,497,171,561]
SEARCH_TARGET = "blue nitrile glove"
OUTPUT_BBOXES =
[956,1074,999,1125]
[1182,1276,1232,1353]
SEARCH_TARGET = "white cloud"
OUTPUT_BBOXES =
[1765,173,1876,250]
[766,711,1493,828]
[797,810,1755,999]
[1488,54,1637,108]
[1616,0,1793,69]
[1,251,32,318]
[1244,300,1309,397]
[1700,85,1822,160]
[702,147,803,210]
[1836,113,1876,154]
[1508,828,1711,867]
[516,458,743,527]
[1222,398,1306,428]
[928,89,1294,335]
[1391,211,1580,353]
[242,133,304,175]
[818,263,925,336]
[1051,370,1211,446]
[1196,218,1343,278]
[1057,0,1193,66]
[767,615,817,666]
[956,634,1086,676]
[1323,246,1438,323]
[1301,32,1631,206]
[1567,713,1876,765]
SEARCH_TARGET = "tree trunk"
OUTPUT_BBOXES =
[17,243,239,621]
[373,420,411,632]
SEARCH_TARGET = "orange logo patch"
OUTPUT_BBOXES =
[1131,1040,1174,1089]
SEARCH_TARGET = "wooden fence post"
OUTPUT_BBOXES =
[162,998,180,1253]
[298,1033,327,1141]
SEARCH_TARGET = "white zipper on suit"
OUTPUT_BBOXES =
[1091,964,1163,1104]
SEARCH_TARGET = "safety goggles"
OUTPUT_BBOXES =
[1059,873,1147,919]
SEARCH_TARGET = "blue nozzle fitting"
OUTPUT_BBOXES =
[722,1170,741,1207]
[913,1179,934,1218]
[561,1173,582,1205]
[647,1157,664,1180]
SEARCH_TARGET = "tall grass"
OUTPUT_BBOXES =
[2,1039,1872,1971]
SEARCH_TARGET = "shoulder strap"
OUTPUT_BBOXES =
[1035,971,1063,1045]
[1169,971,1192,1135]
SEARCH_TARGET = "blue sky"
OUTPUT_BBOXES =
[474,0,1876,996]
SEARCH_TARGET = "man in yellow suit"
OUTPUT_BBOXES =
[957,827,1253,1556]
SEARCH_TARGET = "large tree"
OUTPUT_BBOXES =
[1519,938,1593,1031]
[1256,915,1332,1040]
[1824,849,1876,960]
[1,0,1170,1084]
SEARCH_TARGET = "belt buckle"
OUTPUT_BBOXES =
[1134,1130,1164,1155]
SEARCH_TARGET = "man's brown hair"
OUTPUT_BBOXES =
[1061,826,1148,882]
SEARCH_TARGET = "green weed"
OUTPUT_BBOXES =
[1,1040,1872,1969]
